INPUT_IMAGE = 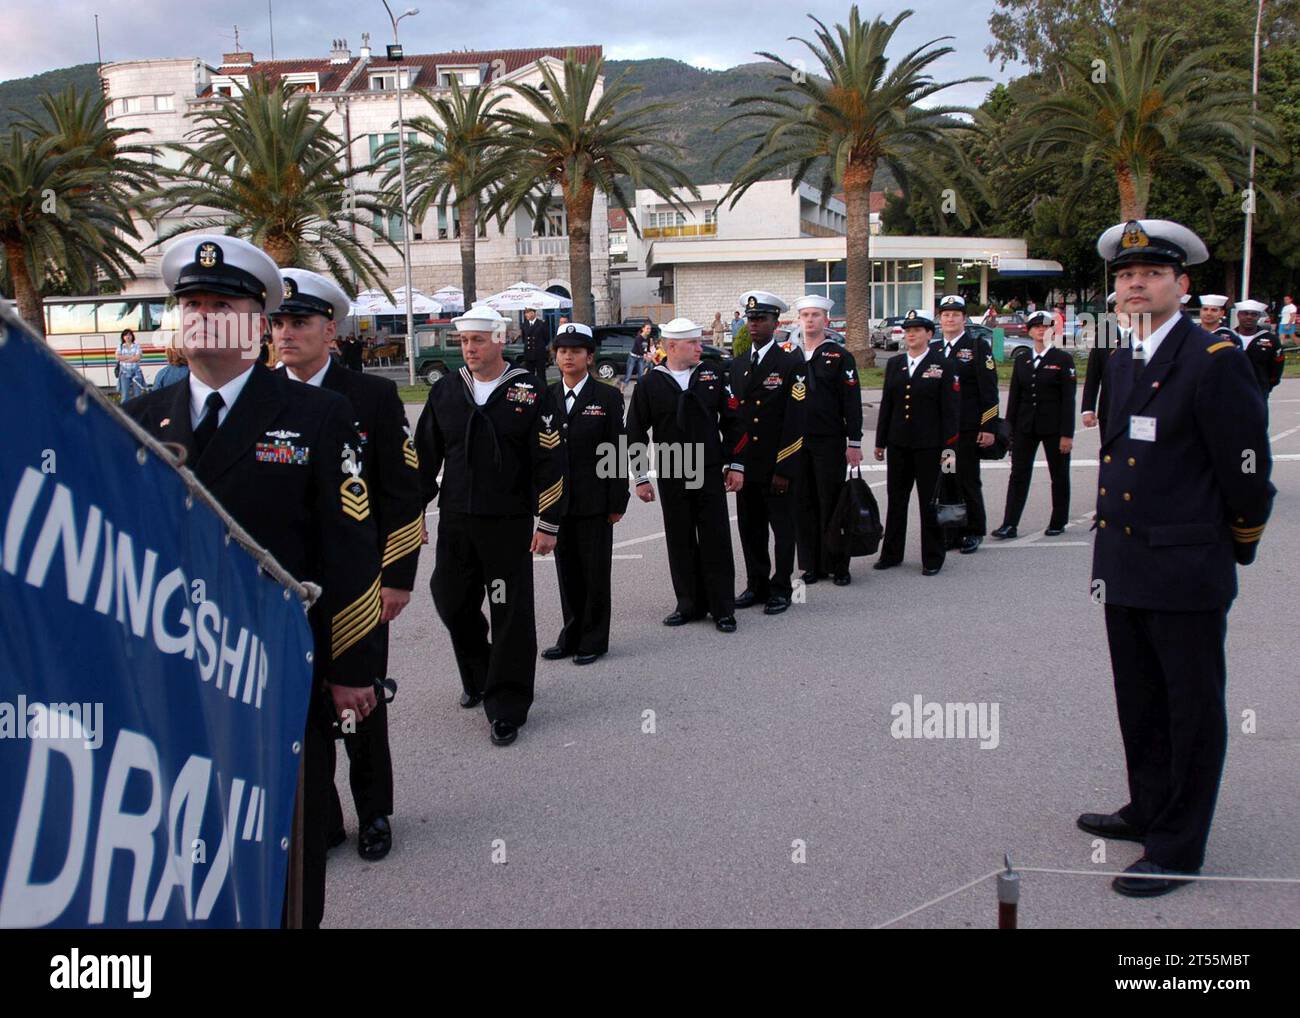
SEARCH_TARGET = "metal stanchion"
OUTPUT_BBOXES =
[997,853,1019,929]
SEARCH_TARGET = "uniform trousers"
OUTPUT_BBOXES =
[1002,432,1071,530]
[553,514,614,655]
[955,431,987,537]
[658,472,735,619]
[326,621,394,834]
[796,435,849,577]
[431,512,537,725]
[1104,603,1229,872]
[880,446,945,571]
[736,475,797,597]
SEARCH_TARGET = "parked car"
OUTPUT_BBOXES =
[589,326,728,381]
[965,322,1032,362]
[871,316,908,350]
[412,325,525,384]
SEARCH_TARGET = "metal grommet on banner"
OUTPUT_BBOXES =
[75,393,88,413]
[185,493,193,510]
[224,531,232,546]
[136,447,148,465]
[291,740,301,755]
[305,651,313,664]
[283,588,291,601]
[280,838,289,851]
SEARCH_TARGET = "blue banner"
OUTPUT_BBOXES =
[0,310,313,928]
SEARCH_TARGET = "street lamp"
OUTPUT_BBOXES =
[1241,0,1266,302]
[382,1,420,385]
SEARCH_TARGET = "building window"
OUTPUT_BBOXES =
[154,94,174,112]
[372,212,406,242]
[367,132,417,167]
[804,261,847,317]
[437,67,481,88]
[282,73,320,93]
[369,70,411,91]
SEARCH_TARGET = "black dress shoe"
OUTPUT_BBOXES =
[800,571,820,584]
[459,691,484,709]
[922,565,942,576]
[959,536,982,554]
[326,827,346,850]
[541,645,568,660]
[662,611,695,626]
[490,720,518,746]
[763,595,790,615]
[357,816,392,861]
[991,524,1018,540]
[1112,858,1194,898]
[832,573,851,586]
[873,559,901,570]
[573,652,601,665]
[714,616,737,633]
[1076,811,1145,844]
[734,589,761,609]
[1044,525,1066,536]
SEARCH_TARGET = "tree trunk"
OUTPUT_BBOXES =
[6,241,45,339]
[262,234,296,268]
[842,160,875,367]
[1115,167,1145,220]
[457,193,478,305]
[566,182,595,326]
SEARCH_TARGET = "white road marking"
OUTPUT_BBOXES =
[1269,425,1300,443]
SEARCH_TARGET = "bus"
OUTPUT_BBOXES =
[37,293,178,388]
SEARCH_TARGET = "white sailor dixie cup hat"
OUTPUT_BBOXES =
[660,317,703,340]
[1096,219,1209,268]
[552,322,595,349]
[1234,299,1268,313]
[791,294,835,313]
[1198,294,1229,309]
[276,268,352,324]
[740,290,789,316]
[937,294,966,310]
[162,234,284,313]
[451,304,508,333]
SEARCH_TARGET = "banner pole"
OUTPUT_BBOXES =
[286,759,305,929]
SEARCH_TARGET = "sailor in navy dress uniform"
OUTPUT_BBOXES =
[792,294,863,586]
[992,310,1076,539]
[272,268,423,863]
[626,317,743,632]
[1195,294,1233,342]
[1081,292,1125,433]
[872,310,960,575]
[541,323,630,664]
[520,307,550,381]
[124,235,384,928]
[728,290,806,614]
[1078,219,1274,897]
[415,304,567,746]
[1229,299,1285,413]
[932,294,1000,553]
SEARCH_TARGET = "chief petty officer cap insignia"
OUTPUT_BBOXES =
[740,290,789,317]
[791,294,835,313]
[938,294,966,310]
[162,233,284,313]
[1096,219,1209,268]
[551,322,595,349]
[902,309,935,331]
[275,267,352,324]
[1025,310,1054,328]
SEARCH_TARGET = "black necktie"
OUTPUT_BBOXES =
[193,391,224,457]
[752,349,760,366]
[944,343,953,359]
[1033,355,1042,370]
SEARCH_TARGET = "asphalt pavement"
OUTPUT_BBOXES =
[323,376,1300,928]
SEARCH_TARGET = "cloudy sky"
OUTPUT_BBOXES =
[1,0,1019,106]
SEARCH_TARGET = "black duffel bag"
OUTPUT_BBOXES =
[825,467,883,558]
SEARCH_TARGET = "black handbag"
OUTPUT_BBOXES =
[825,467,883,558]
[930,462,968,530]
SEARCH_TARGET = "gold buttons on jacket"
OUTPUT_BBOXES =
[1123,492,1131,501]
[1099,487,1107,496]
[1124,526,1132,535]
[1127,457,1136,466]
[1098,519,1107,528]
[1104,455,1112,463]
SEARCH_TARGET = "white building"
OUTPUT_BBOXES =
[617,179,1057,325]
[100,40,611,319]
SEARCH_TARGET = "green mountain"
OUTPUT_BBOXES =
[0,63,102,131]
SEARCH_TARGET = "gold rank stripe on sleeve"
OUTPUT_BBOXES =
[340,477,370,521]
[1207,341,1236,355]
[537,477,564,513]
[382,513,424,567]
[539,426,561,450]
[775,436,803,463]
[1231,524,1266,542]
[402,436,419,469]
[332,575,382,659]
[980,406,999,426]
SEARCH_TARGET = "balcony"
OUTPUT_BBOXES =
[642,223,718,240]
[515,236,570,256]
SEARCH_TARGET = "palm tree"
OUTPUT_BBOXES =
[718,7,987,364]
[378,80,509,306]
[1009,26,1279,222]
[149,76,394,293]
[1,87,158,338]
[485,53,700,325]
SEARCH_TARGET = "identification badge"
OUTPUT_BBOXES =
[1129,415,1157,442]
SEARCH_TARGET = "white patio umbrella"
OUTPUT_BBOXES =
[432,285,465,313]
[391,286,444,316]
[350,289,399,316]
[478,281,573,312]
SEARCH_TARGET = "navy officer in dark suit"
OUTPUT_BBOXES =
[992,310,1076,539]
[541,322,630,664]
[125,235,384,928]
[520,307,550,381]
[273,268,424,863]
[1079,219,1274,897]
